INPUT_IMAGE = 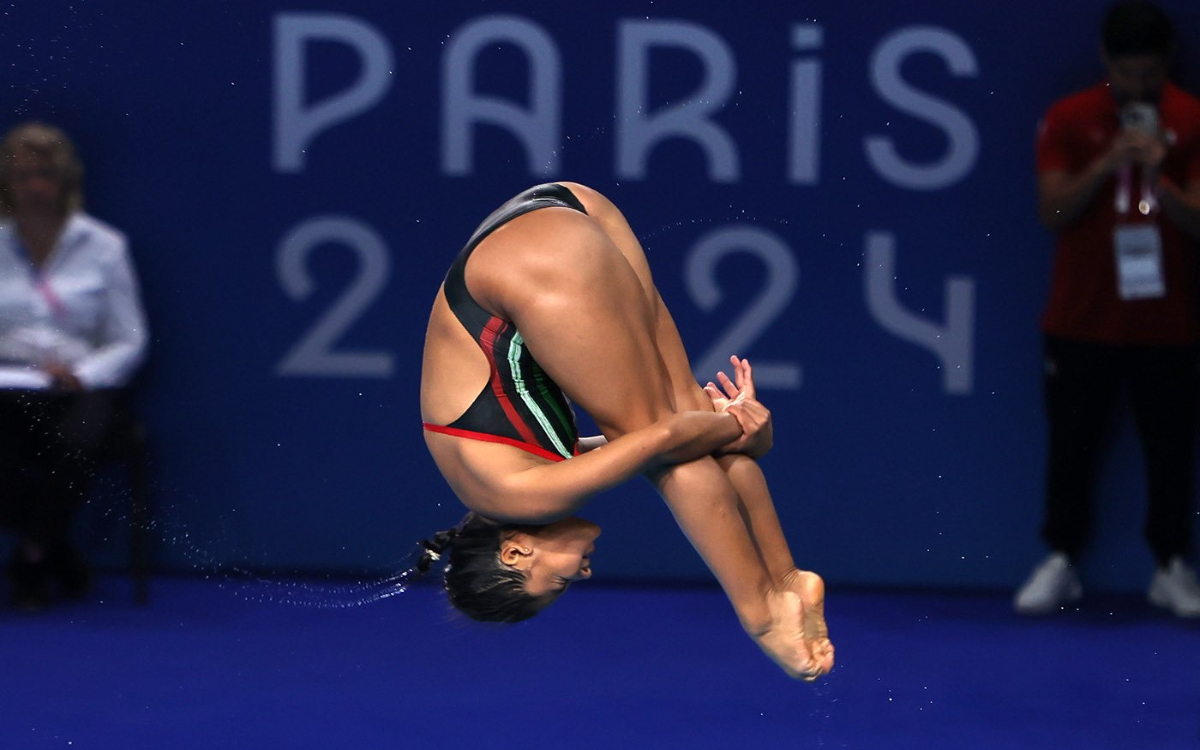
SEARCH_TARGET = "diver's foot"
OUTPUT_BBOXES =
[752,588,826,682]
[781,569,834,678]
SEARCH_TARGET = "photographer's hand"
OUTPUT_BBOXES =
[1121,129,1166,170]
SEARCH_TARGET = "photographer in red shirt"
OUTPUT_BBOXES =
[1016,1,1200,617]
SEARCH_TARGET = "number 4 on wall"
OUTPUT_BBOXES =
[864,231,974,395]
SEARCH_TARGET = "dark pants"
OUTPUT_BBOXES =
[1041,336,1198,565]
[0,389,124,548]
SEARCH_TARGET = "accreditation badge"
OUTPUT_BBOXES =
[1113,224,1165,300]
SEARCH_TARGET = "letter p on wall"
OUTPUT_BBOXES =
[273,13,394,173]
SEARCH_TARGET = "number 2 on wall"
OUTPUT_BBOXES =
[275,216,395,377]
[685,226,802,389]
[274,219,801,385]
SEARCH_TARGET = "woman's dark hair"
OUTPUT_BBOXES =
[1102,1,1174,59]
[414,513,544,623]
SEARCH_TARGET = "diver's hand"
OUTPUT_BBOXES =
[724,398,773,459]
[705,356,772,458]
[704,355,755,410]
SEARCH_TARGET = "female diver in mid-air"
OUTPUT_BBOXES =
[417,182,833,681]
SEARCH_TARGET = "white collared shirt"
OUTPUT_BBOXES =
[0,212,148,389]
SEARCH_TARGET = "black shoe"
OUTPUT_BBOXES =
[47,544,91,600]
[7,554,50,612]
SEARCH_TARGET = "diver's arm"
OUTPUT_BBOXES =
[484,410,743,523]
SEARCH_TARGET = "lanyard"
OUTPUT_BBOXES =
[1114,164,1157,217]
[13,236,68,319]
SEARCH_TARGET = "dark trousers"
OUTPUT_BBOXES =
[1041,336,1198,565]
[0,389,123,548]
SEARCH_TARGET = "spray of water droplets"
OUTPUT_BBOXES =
[82,478,433,610]
[215,565,423,609]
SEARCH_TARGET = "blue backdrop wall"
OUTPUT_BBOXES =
[6,0,1200,591]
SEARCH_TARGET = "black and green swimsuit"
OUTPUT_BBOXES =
[423,183,583,462]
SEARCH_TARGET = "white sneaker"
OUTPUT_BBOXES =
[1148,557,1200,618]
[1014,552,1082,614]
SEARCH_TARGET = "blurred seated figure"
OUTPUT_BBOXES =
[0,122,148,611]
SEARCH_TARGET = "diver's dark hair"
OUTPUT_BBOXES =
[414,513,544,624]
[1103,1,1174,59]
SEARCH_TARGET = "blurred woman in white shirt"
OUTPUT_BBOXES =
[0,122,148,610]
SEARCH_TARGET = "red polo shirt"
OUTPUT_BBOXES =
[1036,81,1200,345]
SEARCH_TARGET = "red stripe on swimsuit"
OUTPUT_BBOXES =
[422,423,573,463]
[478,317,543,448]
[430,183,585,460]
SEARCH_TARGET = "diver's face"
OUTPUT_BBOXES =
[1104,51,1169,105]
[500,517,601,598]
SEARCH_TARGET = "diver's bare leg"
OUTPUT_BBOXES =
[468,206,821,679]
[569,183,833,675]
[717,453,833,670]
